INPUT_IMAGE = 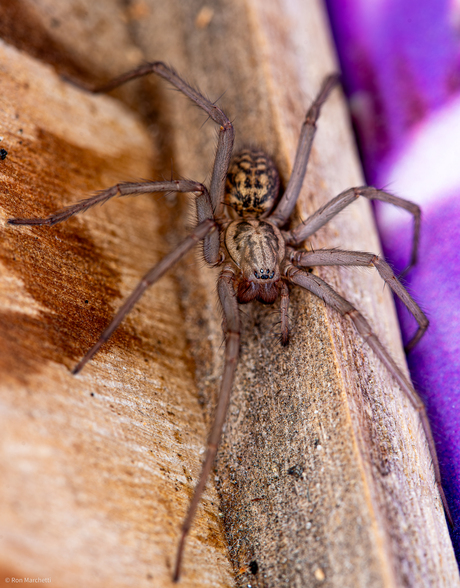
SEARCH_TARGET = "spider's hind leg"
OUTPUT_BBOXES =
[80,61,235,222]
[270,74,340,227]
[284,186,421,277]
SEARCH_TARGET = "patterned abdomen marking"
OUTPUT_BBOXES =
[225,149,280,218]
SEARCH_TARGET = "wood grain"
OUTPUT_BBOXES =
[0,1,458,587]
[0,18,232,588]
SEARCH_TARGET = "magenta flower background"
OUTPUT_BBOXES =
[326,0,460,561]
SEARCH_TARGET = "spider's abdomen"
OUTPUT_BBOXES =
[225,149,280,219]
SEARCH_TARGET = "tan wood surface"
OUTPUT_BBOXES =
[0,1,458,587]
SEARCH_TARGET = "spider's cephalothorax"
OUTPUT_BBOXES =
[8,61,449,581]
[224,217,285,304]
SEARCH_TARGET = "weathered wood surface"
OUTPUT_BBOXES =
[0,1,458,587]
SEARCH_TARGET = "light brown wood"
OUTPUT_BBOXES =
[0,21,233,588]
[0,1,458,587]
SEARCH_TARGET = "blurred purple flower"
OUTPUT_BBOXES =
[327,0,460,182]
[326,0,460,560]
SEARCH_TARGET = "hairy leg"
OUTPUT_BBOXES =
[74,61,234,262]
[270,74,339,227]
[173,266,240,582]
[71,218,216,374]
[279,280,290,346]
[284,186,421,276]
[8,179,213,226]
[284,264,452,525]
[289,248,428,351]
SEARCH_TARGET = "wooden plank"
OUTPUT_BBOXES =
[0,26,233,588]
[0,1,458,587]
[132,0,459,586]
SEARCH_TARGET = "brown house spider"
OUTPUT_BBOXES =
[8,62,451,581]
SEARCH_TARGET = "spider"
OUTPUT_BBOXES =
[8,62,451,581]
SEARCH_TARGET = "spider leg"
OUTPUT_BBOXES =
[71,218,216,374]
[270,74,340,227]
[8,180,213,226]
[284,186,421,276]
[279,280,290,346]
[284,264,452,526]
[173,266,240,582]
[290,248,428,352]
[74,61,234,261]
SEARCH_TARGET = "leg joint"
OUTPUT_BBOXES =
[304,111,318,126]
[284,263,301,279]
[369,254,379,267]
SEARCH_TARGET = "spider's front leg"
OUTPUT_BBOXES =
[289,248,428,351]
[173,266,240,582]
[284,264,452,525]
[279,281,290,346]
[72,217,217,374]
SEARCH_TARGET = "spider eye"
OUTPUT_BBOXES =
[254,268,275,280]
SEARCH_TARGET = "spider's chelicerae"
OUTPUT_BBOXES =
[9,63,451,581]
